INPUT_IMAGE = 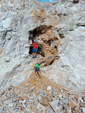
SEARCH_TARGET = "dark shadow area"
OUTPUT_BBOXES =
[72,0,79,4]
[29,25,52,40]
[29,25,52,57]
[37,44,45,57]
[59,34,65,39]
[38,55,60,67]
[29,45,33,55]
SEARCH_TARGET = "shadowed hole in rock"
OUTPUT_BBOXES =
[29,45,33,55]
[37,44,45,57]
[29,25,53,57]
[72,0,79,4]
[29,25,52,40]
[59,34,65,39]
[28,25,60,65]
[37,55,60,67]
[44,57,57,66]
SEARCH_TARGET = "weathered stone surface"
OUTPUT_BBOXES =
[49,100,60,112]
[0,2,85,113]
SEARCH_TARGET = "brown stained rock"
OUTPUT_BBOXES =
[30,104,33,110]
[13,103,17,108]
[39,9,46,20]
[69,101,78,109]
[22,4,25,10]
[0,96,4,102]
[21,12,24,18]
[17,97,24,101]
[1,91,5,95]
[9,0,13,4]
[39,95,49,106]
[51,11,57,16]
[38,55,60,67]
[20,106,24,111]
[72,110,76,113]
[31,10,39,23]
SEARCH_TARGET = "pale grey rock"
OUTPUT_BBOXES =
[5,54,10,62]
[22,100,26,104]
[60,88,63,93]
[22,104,26,108]
[8,103,14,108]
[49,100,59,112]
[37,89,43,95]
[79,97,84,103]
[47,86,51,90]
[25,108,31,113]
[47,108,54,113]
[2,17,13,29]
[58,94,63,99]
[37,103,45,111]
[19,100,23,104]
[28,86,35,93]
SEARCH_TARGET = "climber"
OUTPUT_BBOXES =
[35,63,41,78]
[32,39,37,58]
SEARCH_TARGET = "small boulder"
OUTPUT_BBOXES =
[49,100,60,112]
[47,86,51,90]
[39,95,49,106]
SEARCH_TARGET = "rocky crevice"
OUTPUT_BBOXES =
[38,55,60,67]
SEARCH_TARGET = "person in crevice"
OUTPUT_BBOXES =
[35,64,41,78]
[32,39,37,58]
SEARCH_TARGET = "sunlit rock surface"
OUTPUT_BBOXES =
[0,0,85,94]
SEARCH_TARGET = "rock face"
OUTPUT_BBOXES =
[0,0,85,94]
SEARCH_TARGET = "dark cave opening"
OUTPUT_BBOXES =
[28,25,52,57]
[29,25,52,40]
[28,25,60,66]
[37,44,45,57]
[29,45,33,55]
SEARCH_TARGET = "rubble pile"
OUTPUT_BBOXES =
[0,74,85,113]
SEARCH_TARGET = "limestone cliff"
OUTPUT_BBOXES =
[0,0,85,112]
[0,0,85,93]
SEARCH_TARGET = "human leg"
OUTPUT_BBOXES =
[37,71,41,78]
[35,72,38,77]
[32,52,35,57]
[32,49,35,58]
[34,49,37,58]
[35,52,37,57]
[35,67,38,77]
[34,53,36,58]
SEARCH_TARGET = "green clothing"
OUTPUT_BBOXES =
[35,64,39,68]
